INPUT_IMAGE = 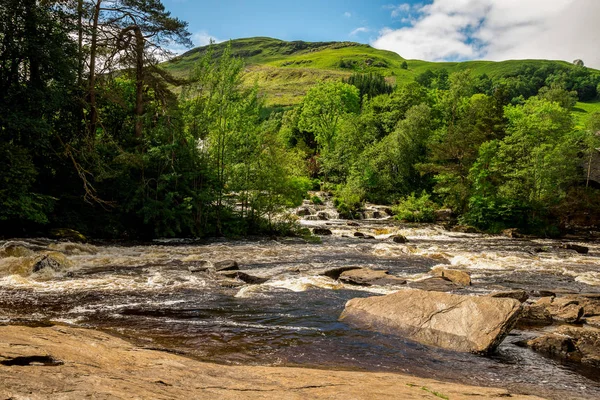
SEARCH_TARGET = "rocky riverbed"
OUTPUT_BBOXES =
[1,194,600,399]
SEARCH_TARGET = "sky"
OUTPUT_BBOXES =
[165,0,600,68]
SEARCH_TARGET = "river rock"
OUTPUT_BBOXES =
[213,260,239,271]
[312,228,332,236]
[565,294,600,317]
[339,268,406,286]
[432,267,471,286]
[434,209,453,222]
[489,290,529,303]
[408,277,462,292]
[340,289,522,354]
[320,266,362,280]
[0,241,47,258]
[521,296,584,324]
[315,211,330,220]
[586,316,600,328]
[353,232,365,238]
[501,228,526,239]
[561,244,589,254]
[219,271,268,284]
[346,221,360,227]
[526,333,579,361]
[188,260,213,273]
[296,207,311,216]
[527,326,600,367]
[50,228,87,243]
[32,253,71,273]
[451,225,480,234]
[391,235,408,244]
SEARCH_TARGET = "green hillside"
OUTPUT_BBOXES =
[164,37,599,109]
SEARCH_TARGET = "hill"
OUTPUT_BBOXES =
[164,37,600,115]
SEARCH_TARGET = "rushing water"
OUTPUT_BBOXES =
[1,210,600,399]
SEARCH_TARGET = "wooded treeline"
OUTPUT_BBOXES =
[286,66,600,234]
[2,1,600,239]
[0,1,309,238]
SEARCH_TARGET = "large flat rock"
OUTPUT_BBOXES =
[0,325,543,400]
[340,289,522,354]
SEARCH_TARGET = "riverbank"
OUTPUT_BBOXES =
[0,324,544,400]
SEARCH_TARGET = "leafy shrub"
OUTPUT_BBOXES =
[460,195,530,233]
[393,192,437,222]
[333,185,363,219]
[311,195,323,205]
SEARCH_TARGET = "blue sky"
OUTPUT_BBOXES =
[166,0,600,68]
[165,0,416,45]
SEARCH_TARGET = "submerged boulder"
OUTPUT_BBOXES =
[188,260,213,273]
[219,271,268,284]
[561,244,589,254]
[340,289,522,354]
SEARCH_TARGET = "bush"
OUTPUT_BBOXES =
[393,192,437,222]
[460,195,530,233]
[333,185,363,219]
[311,195,323,205]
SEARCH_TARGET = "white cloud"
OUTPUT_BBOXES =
[384,3,411,18]
[350,27,370,36]
[344,11,352,18]
[373,0,600,68]
[193,31,222,47]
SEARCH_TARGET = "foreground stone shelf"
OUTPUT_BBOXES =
[0,325,543,399]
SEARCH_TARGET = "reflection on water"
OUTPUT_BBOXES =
[1,218,600,399]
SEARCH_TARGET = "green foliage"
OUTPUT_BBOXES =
[2,3,599,240]
[333,184,364,219]
[393,192,437,223]
[310,195,323,205]
[343,72,394,99]
[0,143,54,224]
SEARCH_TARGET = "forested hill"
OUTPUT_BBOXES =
[164,37,600,108]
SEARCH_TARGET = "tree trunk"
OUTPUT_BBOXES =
[88,0,102,138]
[133,27,145,138]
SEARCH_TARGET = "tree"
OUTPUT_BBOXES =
[343,72,393,99]
[298,81,360,154]
[0,0,78,226]
[83,0,191,138]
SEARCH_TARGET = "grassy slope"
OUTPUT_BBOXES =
[164,37,599,114]
[573,100,600,129]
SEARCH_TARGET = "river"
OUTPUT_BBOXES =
[1,207,599,399]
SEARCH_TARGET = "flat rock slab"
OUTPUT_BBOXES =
[340,289,522,354]
[489,290,529,303]
[339,268,406,286]
[0,325,544,400]
[408,277,463,293]
[432,267,471,286]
